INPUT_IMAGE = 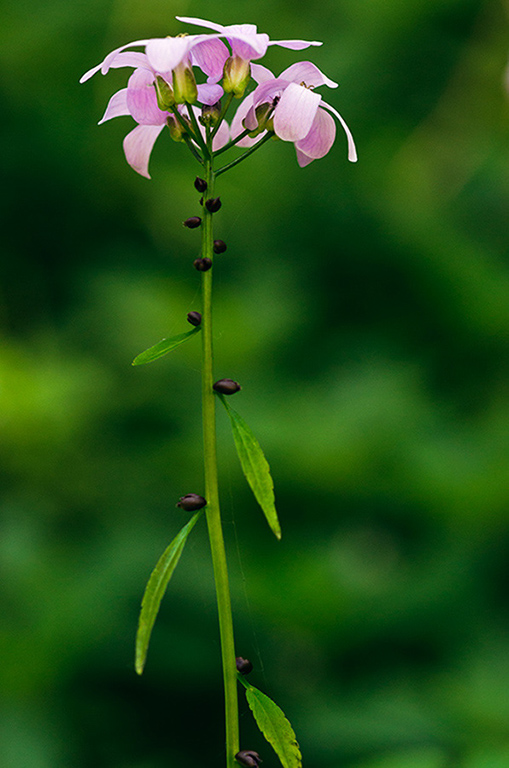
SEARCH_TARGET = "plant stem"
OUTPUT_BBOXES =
[187,103,210,159]
[210,92,234,141]
[201,156,239,768]
[215,132,275,177]
[213,127,252,157]
[182,134,204,165]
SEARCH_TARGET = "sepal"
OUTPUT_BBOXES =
[223,56,251,98]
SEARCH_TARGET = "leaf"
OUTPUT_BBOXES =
[244,683,302,768]
[132,327,200,366]
[219,396,281,539]
[135,511,203,674]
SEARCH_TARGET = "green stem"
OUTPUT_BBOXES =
[210,92,234,142]
[213,127,252,157]
[187,103,210,159]
[201,156,239,768]
[182,134,204,165]
[215,132,275,177]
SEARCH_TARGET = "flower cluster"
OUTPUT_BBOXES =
[81,16,357,178]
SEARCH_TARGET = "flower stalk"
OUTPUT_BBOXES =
[201,154,239,768]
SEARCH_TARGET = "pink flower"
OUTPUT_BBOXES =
[231,62,357,167]
[80,33,229,87]
[175,16,322,61]
[98,61,228,179]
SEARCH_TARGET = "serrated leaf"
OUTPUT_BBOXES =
[132,327,200,366]
[245,684,302,768]
[219,396,281,539]
[135,511,203,674]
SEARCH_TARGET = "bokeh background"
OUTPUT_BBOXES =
[2,0,509,766]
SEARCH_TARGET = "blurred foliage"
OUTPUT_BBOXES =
[1,0,509,766]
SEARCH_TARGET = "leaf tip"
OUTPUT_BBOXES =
[272,522,282,540]
[135,660,144,675]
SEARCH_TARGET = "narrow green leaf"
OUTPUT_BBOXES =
[219,396,281,539]
[132,327,200,366]
[135,511,203,674]
[244,683,302,768]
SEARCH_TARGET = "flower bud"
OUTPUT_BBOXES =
[194,257,212,272]
[199,101,222,127]
[187,311,202,326]
[236,657,253,675]
[183,216,202,229]
[154,75,175,110]
[244,102,274,138]
[235,751,262,768]
[167,114,190,143]
[205,197,222,213]
[213,240,227,254]
[172,58,198,104]
[176,493,207,511]
[194,177,208,193]
[223,56,251,98]
[213,379,241,395]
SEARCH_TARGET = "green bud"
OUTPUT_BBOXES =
[173,59,198,105]
[167,114,189,142]
[223,56,251,99]
[199,101,222,128]
[244,102,274,137]
[154,75,175,110]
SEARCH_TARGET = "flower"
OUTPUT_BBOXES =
[97,60,229,178]
[80,18,354,176]
[230,62,357,167]
[175,16,322,97]
[175,17,322,61]
[80,33,229,89]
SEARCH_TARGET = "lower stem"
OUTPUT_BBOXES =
[201,158,239,768]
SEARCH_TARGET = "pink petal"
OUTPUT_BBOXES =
[101,39,149,74]
[295,107,335,158]
[273,83,321,142]
[175,16,225,34]
[80,63,102,83]
[229,31,269,61]
[126,68,167,125]
[109,51,150,71]
[123,123,164,178]
[197,83,224,105]
[279,61,338,89]
[250,63,275,84]
[185,21,268,59]
[225,23,259,36]
[268,39,322,50]
[212,120,230,151]
[146,37,191,73]
[80,40,149,83]
[295,148,315,167]
[98,88,130,124]
[320,101,358,162]
[191,37,230,79]
[230,93,263,148]
[251,77,289,109]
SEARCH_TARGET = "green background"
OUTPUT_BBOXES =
[2,0,509,766]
